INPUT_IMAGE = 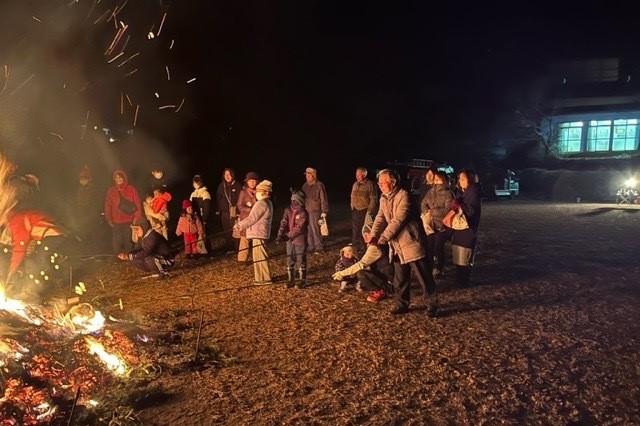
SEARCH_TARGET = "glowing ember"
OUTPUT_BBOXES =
[84,336,128,376]
[64,303,105,334]
[0,293,44,325]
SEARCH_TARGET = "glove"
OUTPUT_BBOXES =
[332,271,344,281]
[450,199,461,210]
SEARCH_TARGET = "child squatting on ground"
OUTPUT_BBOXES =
[335,244,362,292]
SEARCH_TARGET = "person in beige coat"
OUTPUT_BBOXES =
[365,169,438,316]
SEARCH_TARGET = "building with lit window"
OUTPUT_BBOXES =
[542,57,640,158]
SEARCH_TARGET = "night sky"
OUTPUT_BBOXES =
[1,1,638,199]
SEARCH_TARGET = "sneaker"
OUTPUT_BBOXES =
[367,289,387,302]
[355,281,363,292]
[338,281,348,292]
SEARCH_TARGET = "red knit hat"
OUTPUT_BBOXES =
[182,199,192,209]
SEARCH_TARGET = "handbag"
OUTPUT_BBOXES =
[319,216,329,237]
[421,210,435,235]
[443,208,469,230]
[118,191,137,215]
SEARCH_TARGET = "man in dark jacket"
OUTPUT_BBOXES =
[118,220,174,278]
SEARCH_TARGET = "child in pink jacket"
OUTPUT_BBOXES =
[175,200,205,258]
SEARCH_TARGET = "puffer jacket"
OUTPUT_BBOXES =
[421,184,454,231]
[277,203,308,245]
[234,197,273,240]
[370,187,425,265]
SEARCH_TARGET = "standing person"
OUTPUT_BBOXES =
[275,190,308,289]
[301,167,328,253]
[234,180,274,284]
[104,169,141,256]
[216,168,242,254]
[189,174,212,256]
[75,165,101,252]
[148,165,168,192]
[176,199,205,259]
[449,168,482,287]
[365,169,438,316]
[421,170,454,277]
[237,172,260,264]
[418,167,437,204]
[350,166,378,258]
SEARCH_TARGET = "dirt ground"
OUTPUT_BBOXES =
[57,199,640,425]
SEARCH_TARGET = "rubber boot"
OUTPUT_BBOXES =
[296,268,307,289]
[286,267,295,288]
[455,265,471,288]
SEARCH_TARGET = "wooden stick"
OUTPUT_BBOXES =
[194,310,204,362]
[69,266,73,291]
[67,386,81,426]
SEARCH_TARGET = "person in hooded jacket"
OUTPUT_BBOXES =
[104,169,141,255]
[275,190,308,288]
[216,167,242,254]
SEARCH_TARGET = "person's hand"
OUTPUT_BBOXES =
[332,271,344,281]
[107,220,114,227]
[117,252,128,260]
[450,199,461,210]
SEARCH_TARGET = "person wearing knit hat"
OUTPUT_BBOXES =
[236,171,261,263]
[190,174,212,255]
[275,190,309,288]
[176,199,205,259]
[335,244,361,292]
[302,167,329,253]
[234,179,274,284]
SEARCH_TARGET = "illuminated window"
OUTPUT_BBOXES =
[587,120,612,151]
[612,119,638,151]
[556,118,639,153]
[557,122,583,152]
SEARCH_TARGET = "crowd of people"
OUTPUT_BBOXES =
[1,159,482,316]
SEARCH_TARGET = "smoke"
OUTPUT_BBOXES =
[0,0,195,210]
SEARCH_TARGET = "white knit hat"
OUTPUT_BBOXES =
[256,180,273,192]
[304,167,317,177]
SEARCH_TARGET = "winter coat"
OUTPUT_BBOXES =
[234,197,273,240]
[237,186,257,237]
[104,170,141,224]
[3,210,64,277]
[152,191,172,214]
[302,180,329,214]
[370,186,426,265]
[421,184,454,232]
[277,203,308,245]
[176,213,204,237]
[350,178,378,213]
[190,186,212,224]
[216,176,242,217]
[128,228,173,261]
[455,183,482,232]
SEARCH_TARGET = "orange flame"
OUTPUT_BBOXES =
[84,336,128,375]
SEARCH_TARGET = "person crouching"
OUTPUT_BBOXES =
[118,219,175,278]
